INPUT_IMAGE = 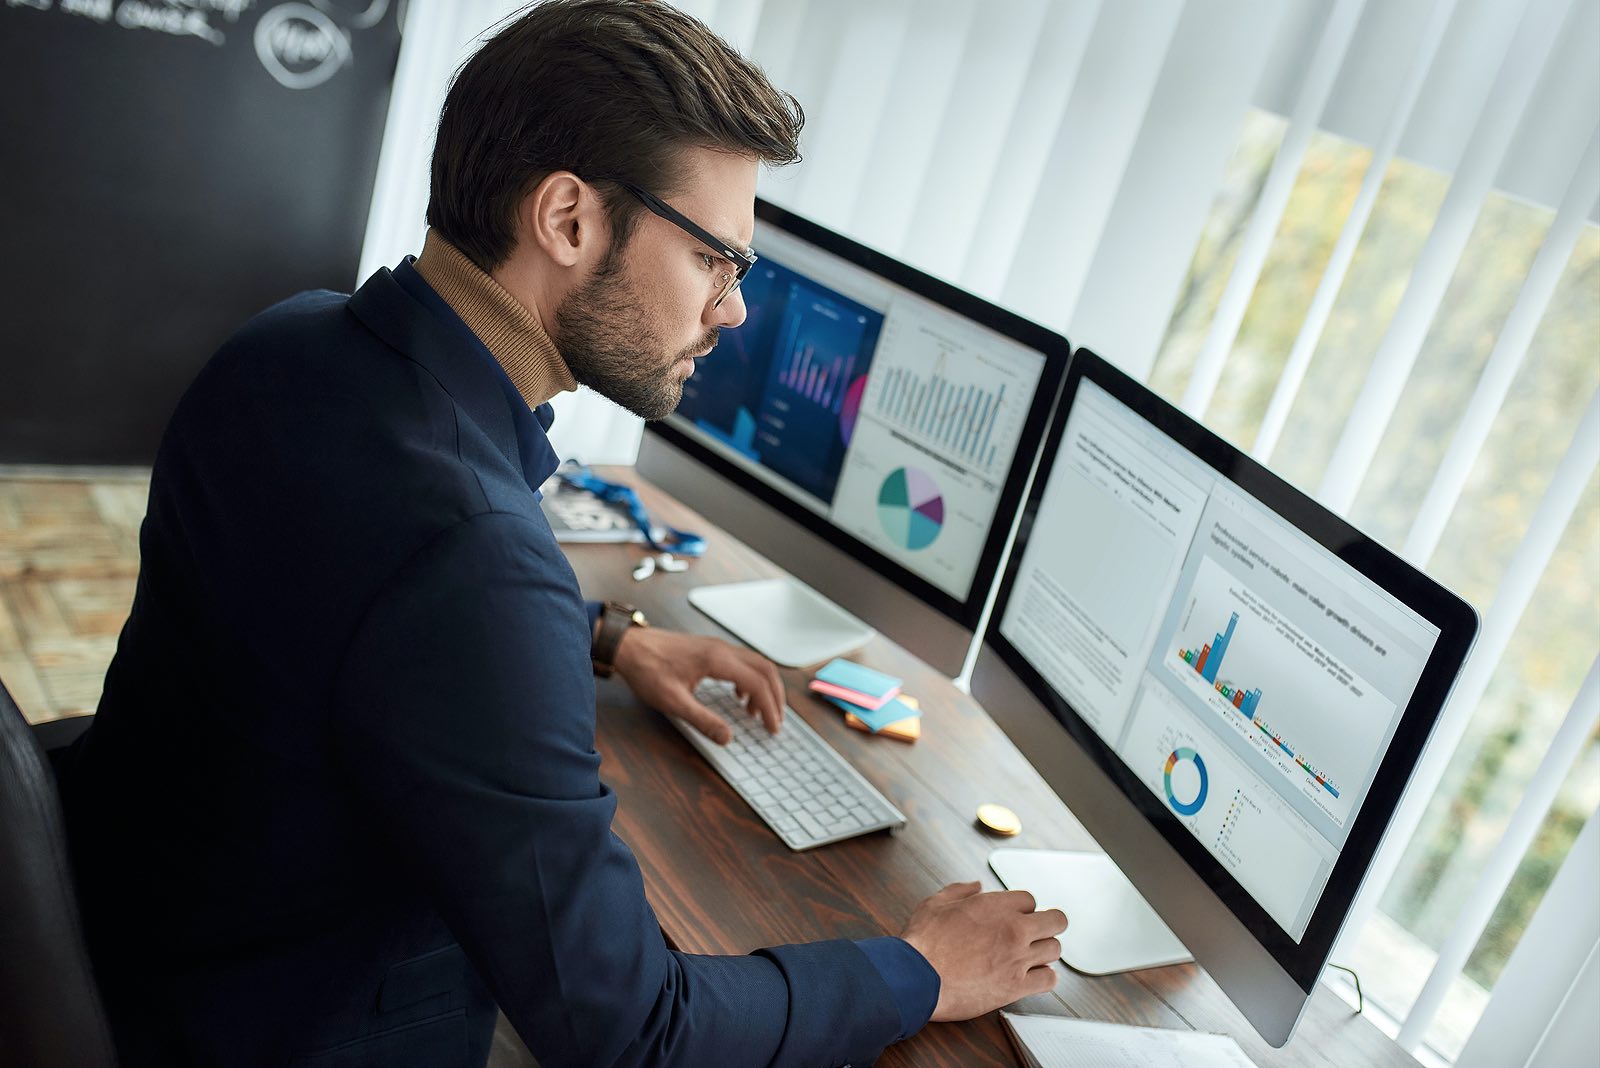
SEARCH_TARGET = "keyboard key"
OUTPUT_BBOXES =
[673,680,907,851]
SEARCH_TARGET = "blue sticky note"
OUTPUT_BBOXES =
[814,658,902,700]
[824,694,922,733]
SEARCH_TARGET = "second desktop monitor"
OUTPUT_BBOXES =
[657,199,1068,630]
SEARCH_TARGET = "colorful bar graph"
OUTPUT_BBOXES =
[778,345,856,411]
[1201,613,1237,683]
[1177,622,1339,798]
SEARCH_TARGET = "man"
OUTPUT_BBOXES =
[60,2,1066,1065]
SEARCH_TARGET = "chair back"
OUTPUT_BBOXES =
[0,685,115,1065]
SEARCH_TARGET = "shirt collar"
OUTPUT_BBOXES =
[392,259,561,493]
[412,229,578,409]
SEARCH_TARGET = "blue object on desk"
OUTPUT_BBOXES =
[556,463,708,557]
[823,694,922,733]
[814,659,902,701]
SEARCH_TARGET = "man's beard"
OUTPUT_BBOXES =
[555,250,719,421]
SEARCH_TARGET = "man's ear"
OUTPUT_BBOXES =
[522,171,603,268]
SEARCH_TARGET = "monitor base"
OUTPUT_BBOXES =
[990,848,1193,975]
[688,577,875,668]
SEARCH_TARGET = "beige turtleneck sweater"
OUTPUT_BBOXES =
[413,229,578,408]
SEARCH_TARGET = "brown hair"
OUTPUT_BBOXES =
[427,0,804,270]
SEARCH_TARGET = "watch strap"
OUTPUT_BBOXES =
[592,600,645,677]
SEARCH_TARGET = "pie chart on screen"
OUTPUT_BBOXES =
[877,467,944,551]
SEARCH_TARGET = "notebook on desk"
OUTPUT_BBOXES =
[538,475,648,544]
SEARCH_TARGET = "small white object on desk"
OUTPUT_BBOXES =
[632,553,689,582]
[1000,1012,1256,1068]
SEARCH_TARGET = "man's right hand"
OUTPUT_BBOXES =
[899,881,1067,1022]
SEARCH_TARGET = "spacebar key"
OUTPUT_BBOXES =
[794,812,826,840]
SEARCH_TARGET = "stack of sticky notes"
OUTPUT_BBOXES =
[807,659,922,743]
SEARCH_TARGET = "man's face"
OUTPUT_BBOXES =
[554,148,757,420]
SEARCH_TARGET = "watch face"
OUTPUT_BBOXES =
[629,610,648,627]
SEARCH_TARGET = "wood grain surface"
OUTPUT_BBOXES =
[0,473,147,724]
[573,467,1414,1068]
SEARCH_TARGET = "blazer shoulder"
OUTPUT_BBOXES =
[228,289,371,362]
[179,288,424,416]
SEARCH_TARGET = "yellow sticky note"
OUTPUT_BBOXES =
[845,711,921,742]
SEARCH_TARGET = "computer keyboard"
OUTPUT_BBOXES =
[673,679,907,851]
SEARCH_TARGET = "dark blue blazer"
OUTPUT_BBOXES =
[60,261,907,1067]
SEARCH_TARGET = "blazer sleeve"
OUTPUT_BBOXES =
[330,512,903,1068]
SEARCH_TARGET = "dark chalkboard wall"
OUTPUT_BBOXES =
[0,0,402,463]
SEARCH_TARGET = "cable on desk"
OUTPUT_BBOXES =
[1327,963,1364,1014]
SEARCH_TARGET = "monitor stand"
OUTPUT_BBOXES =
[990,848,1193,974]
[688,577,876,668]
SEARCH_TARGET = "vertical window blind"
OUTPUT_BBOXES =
[359,2,1600,1061]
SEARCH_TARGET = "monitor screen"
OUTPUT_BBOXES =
[990,351,1476,978]
[656,199,1067,625]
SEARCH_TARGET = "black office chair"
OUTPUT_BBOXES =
[0,682,116,1065]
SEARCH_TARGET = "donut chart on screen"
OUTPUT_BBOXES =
[877,467,944,551]
[1163,747,1209,817]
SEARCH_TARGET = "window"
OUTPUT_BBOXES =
[1148,106,1600,1061]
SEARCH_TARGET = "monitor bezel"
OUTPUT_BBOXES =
[648,197,1070,630]
[983,347,1479,992]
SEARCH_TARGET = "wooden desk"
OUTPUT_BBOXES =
[571,468,1412,1068]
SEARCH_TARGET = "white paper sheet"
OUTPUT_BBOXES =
[1000,1012,1258,1068]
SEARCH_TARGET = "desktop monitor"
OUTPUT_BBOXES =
[971,349,1478,1046]
[641,198,1068,671]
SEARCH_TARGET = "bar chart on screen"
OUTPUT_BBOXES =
[872,362,1007,471]
[1159,555,1395,830]
[746,275,885,503]
[859,310,1036,482]
[776,343,857,412]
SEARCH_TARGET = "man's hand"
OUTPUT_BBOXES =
[900,881,1067,1022]
[612,627,785,744]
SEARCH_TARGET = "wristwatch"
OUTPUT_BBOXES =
[592,600,648,678]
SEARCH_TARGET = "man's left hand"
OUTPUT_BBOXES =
[612,627,785,744]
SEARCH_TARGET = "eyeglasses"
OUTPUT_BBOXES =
[613,180,757,309]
